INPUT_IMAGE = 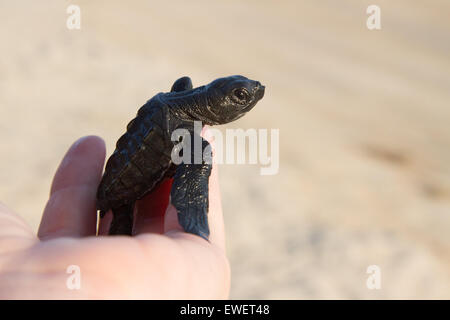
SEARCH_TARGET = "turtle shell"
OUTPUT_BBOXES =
[96,97,174,212]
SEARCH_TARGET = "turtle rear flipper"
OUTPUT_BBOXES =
[109,203,134,235]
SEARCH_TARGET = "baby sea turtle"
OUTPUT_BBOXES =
[96,75,265,240]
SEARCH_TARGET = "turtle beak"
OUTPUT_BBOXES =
[255,82,265,101]
[242,82,265,113]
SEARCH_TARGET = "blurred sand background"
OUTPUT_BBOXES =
[0,0,449,298]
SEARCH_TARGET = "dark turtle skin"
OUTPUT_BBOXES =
[96,75,265,240]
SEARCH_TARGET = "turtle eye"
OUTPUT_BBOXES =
[232,88,249,103]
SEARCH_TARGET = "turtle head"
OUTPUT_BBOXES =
[203,75,265,124]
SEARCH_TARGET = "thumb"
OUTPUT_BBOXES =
[38,136,105,240]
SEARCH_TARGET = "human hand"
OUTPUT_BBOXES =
[0,135,229,299]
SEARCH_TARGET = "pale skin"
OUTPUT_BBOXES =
[0,134,230,299]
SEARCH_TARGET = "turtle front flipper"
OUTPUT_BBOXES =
[170,136,212,241]
[109,203,134,235]
[171,76,193,92]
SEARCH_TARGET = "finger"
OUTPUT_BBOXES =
[38,136,106,240]
[133,178,173,235]
[164,127,226,251]
[97,210,112,236]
